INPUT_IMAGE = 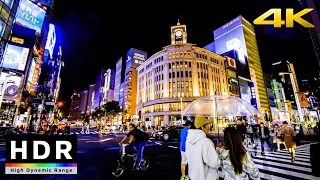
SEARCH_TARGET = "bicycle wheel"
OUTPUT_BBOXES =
[140,157,149,170]
[112,160,124,177]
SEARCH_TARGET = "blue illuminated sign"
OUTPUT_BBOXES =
[45,24,56,58]
[1,44,30,71]
[15,0,46,33]
[3,0,14,9]
[214,16,248,65]
[249,82,258,109]
[125,48,147,71]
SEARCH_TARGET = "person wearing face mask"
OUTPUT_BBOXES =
[258,122,273,155]
[185,117,220,180]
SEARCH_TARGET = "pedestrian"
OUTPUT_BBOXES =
[258,122,273,155]
[280,121,297,163]
[85,123,90,134]
[217,127,260,179]
[185,117,220,180]
[273,124,287,151]
[81,123,85,134]
[180,121,194,180]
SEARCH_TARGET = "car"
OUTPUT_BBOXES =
[154,126,185,141]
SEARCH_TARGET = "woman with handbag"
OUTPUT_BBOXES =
[280,121,297,163]
[273,124,287,151]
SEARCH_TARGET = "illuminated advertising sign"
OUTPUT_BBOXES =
[2,44,29,71]
[214,16,248,64]
[15,0,46,33]
[226,57,237,69]
[45,24,56,58]
[125,48,147,71]
[0,72,23,101]
[11,37,24,44]
[26,59,40,94]
[298,92,309,107]
[221,50,250,80]
[250,82,258,109]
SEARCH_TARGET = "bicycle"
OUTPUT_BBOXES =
[243,133,258,149]
[112,144,149,177]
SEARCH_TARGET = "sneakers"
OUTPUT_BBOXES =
[180,176,190,180]
[261,151,266,156]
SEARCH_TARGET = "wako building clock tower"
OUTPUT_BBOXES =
[171,19,187,45]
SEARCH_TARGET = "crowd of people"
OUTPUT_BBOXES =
[178,117,302,180]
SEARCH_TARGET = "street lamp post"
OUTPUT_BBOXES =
[180,97,183,124]
[279,72,304,123]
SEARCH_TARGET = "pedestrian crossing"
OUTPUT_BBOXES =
[58,131,101,135]
[167,142,317,180]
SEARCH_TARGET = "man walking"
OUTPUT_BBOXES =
[259,122,273,155]
[180,121,193,180]
[186,117,220,180]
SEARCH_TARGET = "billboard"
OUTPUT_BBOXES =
[0,72,23,101]
[226,56,236,69]
[1,44,29,71]
[15,0,46,33]
[221,50,250,80]
[26,59,40,94]
[298,92,309,107]
[125,48,147,71]
[214,16,248,65]
[45,24,56,58]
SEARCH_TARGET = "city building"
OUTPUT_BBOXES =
[93,69,107,110]
[103,69,115,103]
[298,0,320,68]
[272,61,304,122]
[68,91,81,121]
[79,90,88,114]
[114,58,123,101]
[119,82,125,109]
[0,0,21,52]
[213,15,270,119]
[300,78,320,121]
[86,84,95,112]
[136,21,227,126]
[123,48,147,120]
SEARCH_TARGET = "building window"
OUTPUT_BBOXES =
[169,73,171,78]
[181,71,183,77]
[189,62,191,67]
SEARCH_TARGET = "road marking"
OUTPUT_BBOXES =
[168,146,178,149]
[77,150,86,154]
[155,142,162,145]
[86,138,113,143]
[0,158,5,161]
[78,139,91,141]
[105,147,121,150]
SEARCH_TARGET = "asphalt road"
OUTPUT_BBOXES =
[1,132,186,180]
[0,129,318,180]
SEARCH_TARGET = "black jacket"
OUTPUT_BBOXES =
[259,126,270,139]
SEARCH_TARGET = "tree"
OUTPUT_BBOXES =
[103,101,121,125]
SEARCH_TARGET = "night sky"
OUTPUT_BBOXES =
[50,0,318,101]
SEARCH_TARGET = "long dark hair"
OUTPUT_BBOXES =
[224,127,247,174]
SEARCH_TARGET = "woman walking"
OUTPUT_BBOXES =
[217,127,260,179]
[280,121,297,163]
[273,124,287,151]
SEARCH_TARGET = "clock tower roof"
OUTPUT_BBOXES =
[171,18,187,45]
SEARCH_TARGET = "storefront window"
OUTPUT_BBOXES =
[0,5,10,22]
[3,0,13,9]
[3,25,10,40]
[7,12,13,26]
[0,19,5,36]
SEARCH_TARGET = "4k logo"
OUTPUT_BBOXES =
[254,8,315,28]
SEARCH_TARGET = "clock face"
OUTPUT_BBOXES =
[175,30,182,37]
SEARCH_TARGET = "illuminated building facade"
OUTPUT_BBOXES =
[68,91,81,121]
[136,22,227,126]
[86,84,95,112]
[103,69,115,103]
[213,15,270,119]
[123,48,147,120]
[114,58,123,102]
[93,69,107,110]
[79,90,88,114]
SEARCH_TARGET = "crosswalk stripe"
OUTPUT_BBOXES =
[252,154,311,166]
[253,153,310,162]
[253,158,312,173]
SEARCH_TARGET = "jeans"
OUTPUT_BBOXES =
[261,138,273,152]
[131,141,147,168]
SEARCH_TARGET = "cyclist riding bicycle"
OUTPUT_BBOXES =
[119,123,149,170]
